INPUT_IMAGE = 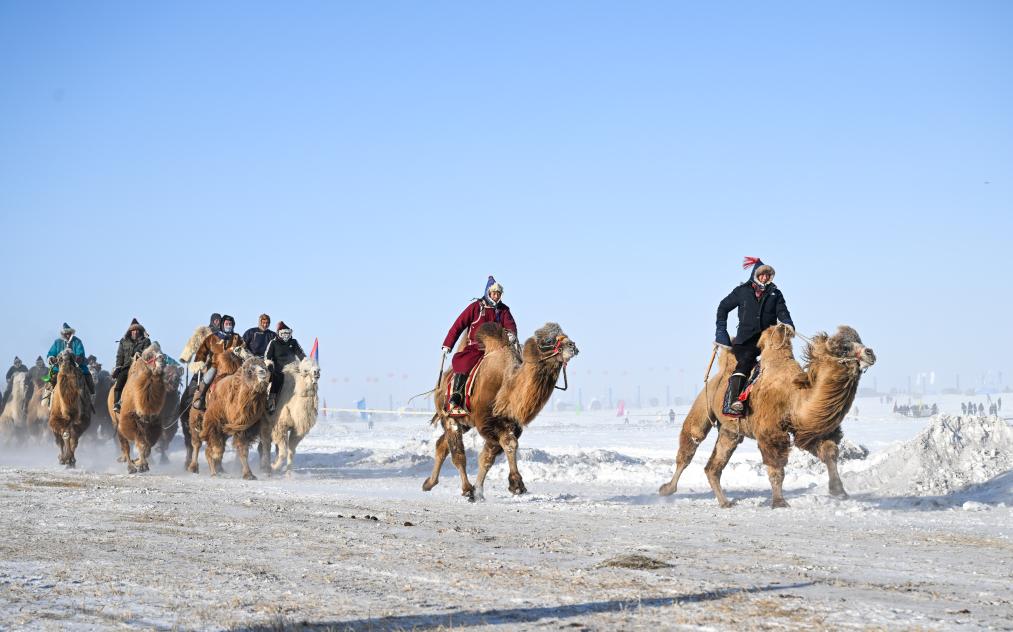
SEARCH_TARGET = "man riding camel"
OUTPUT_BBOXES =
[2,357,28,414]
[45,322,94,397]
[191,314,245,411]
[442,276,517,416]
[715,257,794,416]
[242,313,276,358]
[263,321,306,413]
[112,318,151,413]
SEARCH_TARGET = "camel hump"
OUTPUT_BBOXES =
[475,322,510,351]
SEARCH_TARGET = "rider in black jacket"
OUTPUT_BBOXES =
[715,257,794,415]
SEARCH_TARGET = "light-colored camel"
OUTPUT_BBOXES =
[258,357,320,476]
[658,323,876,508]
[25,371,50,442]
[109,344,168,474]
[48,350,92,468]
[423,322,579,501]
[191,355,270,479]
[0,373,28,444]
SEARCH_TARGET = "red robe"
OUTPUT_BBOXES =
[443,299,517,374]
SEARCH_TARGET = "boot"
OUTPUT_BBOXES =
[192,380,210,411]
[723,373,747,416]
[112,384,123,413]
[447,373,468,415]
[266,393,277,413]
[83,372,95,396]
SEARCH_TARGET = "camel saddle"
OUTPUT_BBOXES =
[444,358,484,418]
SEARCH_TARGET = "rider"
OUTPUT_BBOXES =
[25,356,46,413]
[45,323,94,396]
[191,314,245,411]
[111,318,151,413]
[176,312,222,420]
[441,276,517,416]
[2,357,28,414]
[242,313,276,358]
[715,257,794,415]
[263,321,306,413]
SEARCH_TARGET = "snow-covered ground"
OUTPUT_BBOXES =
[1,394,1011,630]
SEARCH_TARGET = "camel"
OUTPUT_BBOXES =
[658,323,876,508]
[25,371,50,443]
[108,344,168,473]
[181,345,244,472]
[90,369,114,441]
[48,350,92,468]
[0,373,29,444]
[423,322,579,501]
[190,354,270,479]
[155,364,184,464]
[258,357,320,476]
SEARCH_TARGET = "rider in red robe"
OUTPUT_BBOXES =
[442,276,518,415]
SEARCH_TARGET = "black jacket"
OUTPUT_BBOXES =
[5,364,27,381]
[264,337,306,370]
[242,327,277,358]
[716,283,793,346]
[116,335,151,370]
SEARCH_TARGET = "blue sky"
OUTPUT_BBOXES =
[1,1,1011,407]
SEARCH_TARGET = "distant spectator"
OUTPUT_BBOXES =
[961,403,967,415]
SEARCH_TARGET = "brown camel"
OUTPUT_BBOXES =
[423,322,579,501]
[658,323,876,508]
[48,350,92,468]
[109,344,168,473]
[183,346,246,472]
[191,355,270,479]
[155,364,184,464]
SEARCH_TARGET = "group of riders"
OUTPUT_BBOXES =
[0,314,308,422]
[2,257,791,425]
[437,260,791,418]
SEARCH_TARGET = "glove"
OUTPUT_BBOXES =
[111,366,122,378]
[265,360,274,370]
[715,328,732,348]
[48,356,57,366]
[441,346,451,355]
[506,331,517,344]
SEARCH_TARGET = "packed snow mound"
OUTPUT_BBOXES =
[853,415,1013,497]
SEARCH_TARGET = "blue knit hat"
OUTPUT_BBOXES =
[485,275,503,295]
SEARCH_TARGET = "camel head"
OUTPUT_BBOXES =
[162,363,184,389]
[135,343,166,377]
[805,326,876,373]
[531,322,579,364]
[296,357,321,396]
[239,357,271,393]
[757,322,796,358]
[56,348,79,376]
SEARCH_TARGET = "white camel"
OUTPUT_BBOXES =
[261,357,320,475]
[0,373,29,444]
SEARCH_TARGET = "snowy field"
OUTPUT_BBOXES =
[1,394,1012,631]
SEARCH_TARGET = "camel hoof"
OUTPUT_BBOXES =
[66,461,76,469]
[829,488,849,499]
[719,500,735,508]
[243,472,257,481]
[771,498,790,509]
[128,464,138,474]
[138,463,149,473]
[462,487,475,502]
[187,464,198,474]
[117,456,127,463]
[658,483,677,497]
[422,478,437,492]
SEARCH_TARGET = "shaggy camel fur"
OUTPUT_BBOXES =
[109,344,168,474]
[258,357,320,476]
[25,371,49,442]
[181,346,246,472]
[48,350,92,468]
[658,323,876,508]
[0,373,28,444]
[423,322,579,501]
[190,355,270,479]
[155,364,183,464]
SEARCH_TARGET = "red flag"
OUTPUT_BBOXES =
[309,337,319,362]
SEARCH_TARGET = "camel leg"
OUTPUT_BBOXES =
[703,429,744,508]
[271,430,288,473]
[422,431,449,491]
[117,431,136,474]
[135,436,150,473]
[52,425,67,465]
[809,439,848,498]
[445,421,474,501]
[285,428,302,476]
[235,435,256,480]
[65,432,78,468]
[500,427,526,496]
[187,426,201,474]
[659,407,713,496]
[258,420,272,474]
[205,429,221,476]
[181,410,194,471]
[758,435,791,508]
[474,439,503,502]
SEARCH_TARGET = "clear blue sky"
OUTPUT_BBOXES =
[2,1,1011,407]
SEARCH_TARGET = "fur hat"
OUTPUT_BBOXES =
[127,318,144,334]
[485,275,503,296]
[742,257,775,285]
[209,313,222,326]
[60,322,75,336]
[35,356,44,363]
[221,314,235,326]
[276,321,291,332]
[13,356,21,364]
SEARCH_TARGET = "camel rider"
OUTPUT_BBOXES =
[263,321,306,413]
[175,312,223,421]
[112,318,151,413]
[715,257,794,415]
[45,323,94,396]
[242,313,276,358]
[25,356,45,412]
[442,276,518,416]
[2,357,28,410]
[191,314,245,410]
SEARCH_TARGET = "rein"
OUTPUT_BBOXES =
[538,335,570,391]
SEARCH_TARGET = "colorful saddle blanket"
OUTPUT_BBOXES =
[444,357,484,417]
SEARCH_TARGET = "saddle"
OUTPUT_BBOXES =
[444,358,484,418]
[721,364,762,418]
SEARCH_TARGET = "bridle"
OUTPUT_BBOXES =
[538,334,571,391]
